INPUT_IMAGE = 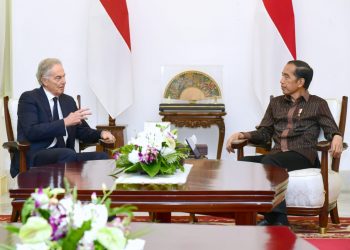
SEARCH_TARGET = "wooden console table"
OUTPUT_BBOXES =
[159,111,226,159]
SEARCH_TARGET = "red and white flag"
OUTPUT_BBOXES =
[88,0,133,118]
[252,0,296,110]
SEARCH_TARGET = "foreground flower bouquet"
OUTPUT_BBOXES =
[2,181,141,250]
[112,123,190,178]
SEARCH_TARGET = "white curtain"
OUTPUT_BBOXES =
[0,0,6,93]
[0,0,13,183]
[0,0,12,97]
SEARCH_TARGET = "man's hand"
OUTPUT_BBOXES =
[225,132,244,153]
[329,134,343,158]
[100,130,116,143]
[64,108,92,127]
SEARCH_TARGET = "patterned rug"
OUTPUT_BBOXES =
[1,214,349,239]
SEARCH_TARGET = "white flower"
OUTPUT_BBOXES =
[18,217,52,244]
[16,242,50,250]
[78,229,98,249]
[58,196,74,215]
[49,188,65,197]
[91,192,98,204]
[87,204,108,230]
[31,192,49,208]
[161,147,176,156]
[76,204,108,249]
[72,202,89,228]
[165,137,176,149]
[128,149,140,164]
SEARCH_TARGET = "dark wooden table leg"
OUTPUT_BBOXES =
[235,212,257,225]
[151,212,172,223]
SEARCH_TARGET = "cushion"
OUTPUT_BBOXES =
[286,168,342,208]
[318,99,341,141]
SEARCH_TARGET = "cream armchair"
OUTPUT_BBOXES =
[231,96,348,233]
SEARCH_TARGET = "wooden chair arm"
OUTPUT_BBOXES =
[230,139,248,161]
[99,139,115,156]
[2,141,30,173]
[79,142,99,152]
[79,140,115,155]
[316,141,331,152]
[230,139,248,149]
[316,141,348,151]
[2,141,30,152]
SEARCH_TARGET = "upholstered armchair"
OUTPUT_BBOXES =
[231,96,348,234]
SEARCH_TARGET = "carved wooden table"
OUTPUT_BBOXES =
[159,111,226,159]
[9,159,288,224]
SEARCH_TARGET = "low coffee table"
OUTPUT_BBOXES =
[0,222,316,249]
[10,159,288,224]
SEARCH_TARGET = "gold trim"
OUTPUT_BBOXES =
[319,227,327,234]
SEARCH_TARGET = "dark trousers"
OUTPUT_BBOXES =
[240,151,318,222]
[31,148,109,167]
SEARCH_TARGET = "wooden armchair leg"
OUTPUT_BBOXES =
[189,213,198,223]
[319,212,329,234]
[330,204,340,224]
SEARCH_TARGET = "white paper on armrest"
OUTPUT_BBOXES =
[115,164,193,184]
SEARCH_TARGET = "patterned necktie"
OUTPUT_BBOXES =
[53,97,65,148]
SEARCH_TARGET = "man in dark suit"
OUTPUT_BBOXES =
[11,58,115,177]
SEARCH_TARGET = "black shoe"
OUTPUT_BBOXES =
[257,219,272,226]
[273,215,290,226]
[264,212,290,226]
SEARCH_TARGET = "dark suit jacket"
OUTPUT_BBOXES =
[10,86,101,177]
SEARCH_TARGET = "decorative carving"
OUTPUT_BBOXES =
[163,70,222,101]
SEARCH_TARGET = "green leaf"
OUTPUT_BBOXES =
[0,244,15,250]
[4,224,20,234]
[119,144,135,154]
[159,161,176,175]
[162,152,178,164]
[21,198,35,224]
[141,161,160,177]
[96,227,126,250]
[37,208,51,220]
[94,241,106,250]
[61,220,92,250]
[109,205,137,221]
[116,154,132,167]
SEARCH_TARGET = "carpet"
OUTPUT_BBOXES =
[1,214,350,239]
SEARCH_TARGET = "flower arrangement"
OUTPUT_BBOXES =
[2,181,141,250]
[112,123,190,178]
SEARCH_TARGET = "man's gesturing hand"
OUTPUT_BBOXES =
[64,108,92,127]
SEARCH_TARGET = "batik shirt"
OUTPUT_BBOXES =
[243,92,341,165]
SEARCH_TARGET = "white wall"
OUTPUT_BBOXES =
[2,0,349,172]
